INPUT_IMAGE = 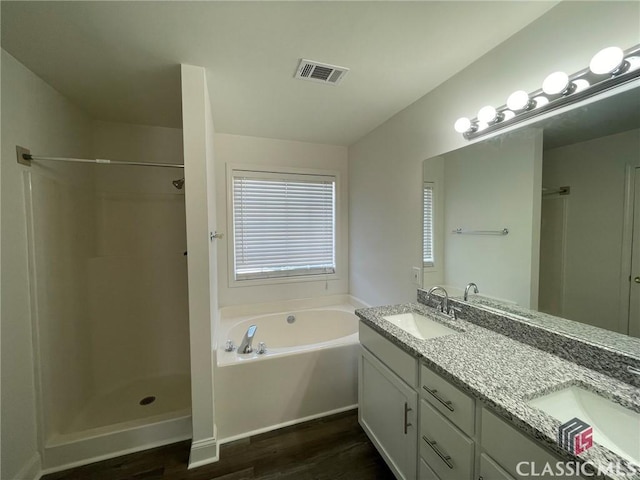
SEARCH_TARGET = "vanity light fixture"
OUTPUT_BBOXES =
[454,117,473,133]
[477,105,502,124]
[542,71,572,95]
[454,44,640,140]
[506,90,534,111]
[589,46,625,75]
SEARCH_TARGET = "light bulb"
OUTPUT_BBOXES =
[533,96,549,108]
[573,79,590,92]
[502,110,515,121]
[477,105,497,124]
[506,90,530,111]
[454,117,472,133]
[627,56,640,73]
[589,46,624,75]
[542,71,570,95]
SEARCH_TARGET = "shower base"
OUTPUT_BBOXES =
[42,374,192,473]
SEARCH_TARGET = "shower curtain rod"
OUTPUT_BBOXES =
[17,148,184,169]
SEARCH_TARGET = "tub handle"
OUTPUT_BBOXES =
[256,342,267,355]
[403,402,412,434]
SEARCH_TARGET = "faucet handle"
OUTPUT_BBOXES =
[256,342,267,355]
[224,340,236,352]
[449,306,462,320]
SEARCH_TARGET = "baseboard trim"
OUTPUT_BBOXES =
[13,452,42,480]
[218,404,358,445]
[188,434,219,469]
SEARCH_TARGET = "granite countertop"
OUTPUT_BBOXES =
[356,302,640,480]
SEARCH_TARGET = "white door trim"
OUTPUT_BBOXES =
[619,166,637,335]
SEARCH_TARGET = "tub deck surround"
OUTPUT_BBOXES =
[417,290,640,387]
[217,300,360,366]
[355,302,640,480]
[215,296,364,442]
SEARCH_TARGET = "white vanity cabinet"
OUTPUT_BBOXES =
[480,408,588,480]
[419,364,476,480]
[359,323,418,480]
[359,321,588,480]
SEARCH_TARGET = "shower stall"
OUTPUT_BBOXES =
[23,123,192,469]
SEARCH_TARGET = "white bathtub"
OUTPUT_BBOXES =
[215,295,365,442]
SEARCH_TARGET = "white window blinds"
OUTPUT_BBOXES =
[232,170,336,281]
[423,183,434,267]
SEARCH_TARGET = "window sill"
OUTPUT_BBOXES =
[228,272,341,288]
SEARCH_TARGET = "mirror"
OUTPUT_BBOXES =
[422,82,640,341]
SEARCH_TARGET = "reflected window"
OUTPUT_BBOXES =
[423,182,434,267]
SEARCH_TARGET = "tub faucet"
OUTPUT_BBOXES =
[464,282,479,301]
[238,325,257,354]
[427,286,449,314]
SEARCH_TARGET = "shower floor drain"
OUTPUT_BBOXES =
[139,396,156,406]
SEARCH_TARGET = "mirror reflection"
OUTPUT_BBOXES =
[423,84,640,338]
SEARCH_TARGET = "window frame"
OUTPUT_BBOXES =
[226,163,341,287]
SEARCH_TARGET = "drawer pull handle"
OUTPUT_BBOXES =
[422,435,454,469]
[403,402,412,434]
[423,386,455,412]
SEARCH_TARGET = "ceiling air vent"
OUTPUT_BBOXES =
[294,59,349,85]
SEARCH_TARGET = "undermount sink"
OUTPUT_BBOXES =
[382,312,459,340]
[528,386,640,465]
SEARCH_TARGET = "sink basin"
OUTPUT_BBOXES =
[528,386,640,464]
[382,312,459,340]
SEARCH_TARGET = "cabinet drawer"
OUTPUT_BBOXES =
[481,408,584,480]
[480,453,515,480]
[419,457,441,480]
[420,364,475,436]
[420,400,474,480]
[360,322,418,387]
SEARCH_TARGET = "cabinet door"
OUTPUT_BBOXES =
[481,408,587,480]
[479,453,515,480]
[359,346,418,480]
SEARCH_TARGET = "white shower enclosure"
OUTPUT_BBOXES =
[24,122,192,469]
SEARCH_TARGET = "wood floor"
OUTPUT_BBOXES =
[42,410,394,480]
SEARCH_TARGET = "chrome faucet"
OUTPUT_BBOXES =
[464,282,479,301]
[238,325,257,354]
[427,286,449,314]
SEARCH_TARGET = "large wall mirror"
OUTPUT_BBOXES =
[422,81,640,340]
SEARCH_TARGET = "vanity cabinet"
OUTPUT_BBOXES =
[419,365,476,480]
[359,321,587,480]
[359,323,418,480]
[480,408,587,480]
[479,452,516,480]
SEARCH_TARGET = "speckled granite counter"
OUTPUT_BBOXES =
[417,290,640,388]
[355,302,640,480]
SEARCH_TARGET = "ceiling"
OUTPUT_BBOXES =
[1,1,558,146]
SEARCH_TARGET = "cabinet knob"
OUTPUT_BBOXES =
[634,276,640,284]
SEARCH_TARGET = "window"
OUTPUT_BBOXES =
[231,169,336,282]
[423,182,434,267]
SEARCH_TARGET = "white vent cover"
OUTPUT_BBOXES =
[294,59,349,85]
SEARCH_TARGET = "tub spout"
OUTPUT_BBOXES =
[238,325,257,354]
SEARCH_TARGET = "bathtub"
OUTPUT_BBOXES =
[215,295,365,442]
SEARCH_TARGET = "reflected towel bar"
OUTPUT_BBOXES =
[452,228,509,236]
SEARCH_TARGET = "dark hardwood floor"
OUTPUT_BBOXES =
[42,410,394,480]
